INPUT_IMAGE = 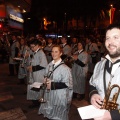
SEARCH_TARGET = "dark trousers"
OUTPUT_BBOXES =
[9,64,19,75]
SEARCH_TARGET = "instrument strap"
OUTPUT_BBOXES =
[103,60,107,96]
[48,62,64,78]
[103,59,120,95]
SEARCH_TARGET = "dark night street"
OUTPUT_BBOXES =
[0,62,90,120]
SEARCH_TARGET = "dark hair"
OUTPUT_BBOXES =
[78,41,85,49]
[61,34,67,40]
[106,23,120,34]
[29,39,42,46]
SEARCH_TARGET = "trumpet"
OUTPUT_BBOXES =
[101,82,120,111]
[39,65,52,103]
[39,76,48,103]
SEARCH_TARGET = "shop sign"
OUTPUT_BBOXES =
[9,14,24,23]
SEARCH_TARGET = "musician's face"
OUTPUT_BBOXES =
[61,37,67,44]
[78,43,83,50]
[105,28,120,58]
[72,38,77,43]
[51,47,62,62]
[20,39,25,45]
[30,44,39,52]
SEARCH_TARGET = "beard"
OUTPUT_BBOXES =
[107,48,120,58]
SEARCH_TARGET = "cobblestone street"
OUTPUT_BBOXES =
[0,62,90,120]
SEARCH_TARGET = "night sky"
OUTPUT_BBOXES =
[30,0,109,19]
[23,0,120,35]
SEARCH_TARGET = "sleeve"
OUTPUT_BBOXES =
[61,67,73,89]
[89,85,98,99]
[32,65,45,72]
[74,59,85,67]
[110,110,120,120]
[89,62,100,99]
[51,82,68,90]
[76,52,89,67]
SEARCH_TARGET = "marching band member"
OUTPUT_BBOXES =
[89,23,120,120]
[44,37,54,63]
[18,38,30,84]
[27,39,48,108]
[70,37,78,54]
[72,41,89,100]
[60,35,72,60]
[38,45,73,120]
[8,35,20,76]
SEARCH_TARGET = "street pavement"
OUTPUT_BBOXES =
[0,62,90,120]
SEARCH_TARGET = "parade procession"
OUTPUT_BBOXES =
[0,0,120,120]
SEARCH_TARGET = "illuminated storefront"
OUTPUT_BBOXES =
[0,0,31,34]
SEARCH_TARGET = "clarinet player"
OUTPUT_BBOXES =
[89,23,120,120]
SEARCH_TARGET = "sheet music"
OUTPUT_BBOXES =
[77,105,106,119]
[13,57,23,61]
[30,82,43,88]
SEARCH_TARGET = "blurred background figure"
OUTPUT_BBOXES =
[8,35,20,76]
[44,37,54,63]
[70,36,78,55]
[17,38,30,84]
[36,34,46,49]
[85,36,100,75]
[72,41,89,100]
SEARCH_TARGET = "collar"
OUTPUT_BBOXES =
[35,47,40,53]
[105,54,120,74]
[78,49,83,53]
[13,40,16,43]
[34,48,41,55]
[48,43,52,47]
[105,54,120,64]
[63,43,67,46]
[52,58,62,67]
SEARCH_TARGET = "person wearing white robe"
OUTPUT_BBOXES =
[27,39,48,108]
[38,45,73,120]
[89,23,120,120]
[72,41,89,100]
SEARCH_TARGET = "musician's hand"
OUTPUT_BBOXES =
[27,66,32,72]
[45,79,51,90]
[25,52,30,58]
[94,110,111,120]
[91,94,103,109]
